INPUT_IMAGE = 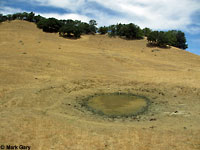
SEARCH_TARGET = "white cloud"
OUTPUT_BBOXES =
[0,7,24,15]
[27,0,200,31]
[37,12,90,22]
[88,0,200,30]
[0,6,90,23]
[31,0,85,11]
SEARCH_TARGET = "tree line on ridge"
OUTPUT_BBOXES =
[0,12,187,49]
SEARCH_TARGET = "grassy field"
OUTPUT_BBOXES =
[0,20,200,150]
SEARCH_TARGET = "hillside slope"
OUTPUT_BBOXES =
[0,20,200,150]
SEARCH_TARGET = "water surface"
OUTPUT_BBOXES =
[87,94,148,117]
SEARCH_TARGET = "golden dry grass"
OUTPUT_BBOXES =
[0,20,200,150]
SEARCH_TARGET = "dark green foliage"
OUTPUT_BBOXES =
[108,25,117,37]
[89,20,97,34]
[0,14,3,22]
[147,30,188,49]
[37,18,62,32]
[175,31,188,49]
[124,23,143,39]
[165,30,177,46]
[6,14,12,21]
[89,20,97,26]
[157,31,169,47]
[12,13,22,20]
[147,31,159,43]
[27,12,35,22]
[78,22,90,34]
[19,12,29,20]
[142,27,152,37]
[0,14,8,22]
[33,15,44,23]
[36,18,47,29]
[59,23,82,38]
[98,26,108,34]
[107,23,143,39]
[0,12,35,22]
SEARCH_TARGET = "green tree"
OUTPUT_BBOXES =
[165,30,177,46]
[116,23,124,36]
[89,20,97,34]
[21,12,29,20]
[124,23,143,39]
[59,23,82,38]
[6,14,12,21]
[147,31,159,43]
[73,26,82,38]
[34,15,44,23]
[143,27,152,37]
[98,26,108,34]
[1,15,8,22]
[0,14,3,22]
[12,13,22,20]
[108,23,143,39]
[157,31,169,47]
[59,24,74,37]
[37,18,62,32]
[108,25,117,37]
[27,12,35,22]
[175,31,188,49]
[36,18,46,29]
[79,22,90,34]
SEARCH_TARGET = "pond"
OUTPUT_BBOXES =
[83,93,149,117]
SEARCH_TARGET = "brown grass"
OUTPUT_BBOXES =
[0,20,200,150]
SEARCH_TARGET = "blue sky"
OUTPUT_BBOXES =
[0,0,200,55]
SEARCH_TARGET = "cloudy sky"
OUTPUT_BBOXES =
[0,0,200,55]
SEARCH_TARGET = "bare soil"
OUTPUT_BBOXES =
[0,20,200,150]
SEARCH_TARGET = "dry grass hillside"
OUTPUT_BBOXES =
[0,20,200,150]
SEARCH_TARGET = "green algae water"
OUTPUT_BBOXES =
[86,94,149,117]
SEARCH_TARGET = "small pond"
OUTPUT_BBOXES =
[82,93,149,117]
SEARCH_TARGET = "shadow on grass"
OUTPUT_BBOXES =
[59,34,80,40]
[146,43,171,49]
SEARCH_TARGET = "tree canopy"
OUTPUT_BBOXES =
[147,30,188,49]
[59,23,82,38]
[104,23,144,39]
[98,26,108,34]
[37,18,62,32]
